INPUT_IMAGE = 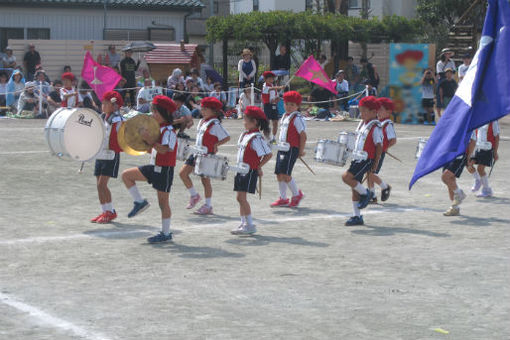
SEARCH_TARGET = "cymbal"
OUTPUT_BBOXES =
[122,114,160,152]
[117,122,146,156]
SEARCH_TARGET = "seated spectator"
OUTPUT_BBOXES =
[6,69,25,113]
[186,85,203,118]
[189,68,204,91]
[172,93,194,138]
[60,72,79,108]
[167,68,183,89]
[136,79,153,113]
[0,72,7,107]
[184,78,194,92]
[137,68,154,88]
[308,84,333,119]
[34,70,51,98]
[203,76,214,92]
[79,81,100,112]
[2,46,16,70]
[17,82,40,117]
[209,82,227,108]
[47,80,62,115]
[333,70,349,112]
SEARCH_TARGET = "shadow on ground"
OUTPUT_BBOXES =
[225,234,329,248]
[143,242,245,259]
[350,224,450,238]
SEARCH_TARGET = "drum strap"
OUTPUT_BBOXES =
[381,119,393,128]
[196,118,219,147]
[354,120,380,153]
[279,111,299,144]
[237,132,262,163]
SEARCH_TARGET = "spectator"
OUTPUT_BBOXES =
[60,72,79,108]
[238,48,257,88]
[237,85,253,119]
[23,44,41,81]
[6,69,25,112]
[421,68,436,124]
[458,53,472,83]
[203,76,214,92]
[354,80,377,102]
[344,56,360,85]
[184,78,194,92]
[319,54,328,69]
[63,65,72,73]
[173,81,186,96]
[274,45,291,72]
[333,70,349,112]
[189,68,204,91]
[34,70,51,97]
[172,93,194,138]
[360,57,379,89]
[136,79,153,113]
[47,79,62,115]
[0,72,7,107]
[436,48,457,80]
[438,68,457,117]
[209,82,227,108]
[113,66,127,99]
[308,85,332,119]
[2,46,16,69]
[17,82,40,117]
[79,81,100,112]
[186,85,203,118]
[138,68,154,87]
[120,49,140,107]
[106,45,120,69]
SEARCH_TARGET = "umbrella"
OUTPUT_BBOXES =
[122,41,156,52]
[258,69,290,83]
[205,68,224,85]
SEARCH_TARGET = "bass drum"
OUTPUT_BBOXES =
[45,108,105,161]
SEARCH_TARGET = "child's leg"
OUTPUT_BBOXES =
[97,175,113,211]
[201,177,213,206]
[441,170,457,201]
[368,173,376,193]
[122,168,147,202]
[276,173,288,199]
[236,191,250,224]
[272,120,278,138]
[477,164,487,177]
[179,164,194,189]
[342,171,366,194]
[157,191,171,235]
[351,189,361,216]
[477,164,491,190]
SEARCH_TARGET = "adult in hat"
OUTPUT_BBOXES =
[238,48,257,88]
[458,53,472,83]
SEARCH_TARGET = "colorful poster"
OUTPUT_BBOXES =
[389,43,429,124]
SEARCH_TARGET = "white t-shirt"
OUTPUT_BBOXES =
[436,60,457,74]
[458,64,469,79]
[384,123,396,141]
[137,87,153,103]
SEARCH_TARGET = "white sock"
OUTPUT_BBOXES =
[162,218,171,235]
[205,197,212,207]
[287,179,299,197]
[352,201,361,217]
[380,181,388,190]
[369,187,375,194]
[453,187,461,195]
[128,185,144,203]
[354,182,366,195]
[101,204,108,212]
[472,171,481,180]
[278,181,287,199]
[241,216,246,224]
[105,202,114,212]
[481,175,489,189]
[246,214,253,226]
[188,187,198,197]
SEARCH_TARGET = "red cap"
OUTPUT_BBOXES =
[244,106,267,120]
[201,96,223,111]
[61,72,75,81]
[152,95,177,113]
[263,71,276,78]
[359,96,380,111]
[377,97,395,111]
[102,90,124,107]
[283,91,302,105]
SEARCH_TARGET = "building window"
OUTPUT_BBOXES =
[27,28,50,40]
[149,28,175,42]
[104,29,149,41]
[253,0,259,11]
[0,27,24,52]
[348,0,361,9]
[214,0,219,14]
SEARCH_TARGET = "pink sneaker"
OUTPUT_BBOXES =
[270,197,290,207]
[288,190,304,208]
[186,194,201,209]
[194,204,213,215]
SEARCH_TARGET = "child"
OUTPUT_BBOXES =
[368,97,396,203]
[179,97,230,215]
[271,91,306,208]
[232,106,273,235]
[90,91,125,224]
[441,140,476,216]
[237,85,252,119]
[60,72,79,108]
[262,71,284,144]
[209,82,227,109]
[341,96,383,226]
[467,121,500,197]
[122,96,178,243]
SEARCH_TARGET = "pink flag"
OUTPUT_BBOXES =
[81,51,122,101]
[295,55,338,94]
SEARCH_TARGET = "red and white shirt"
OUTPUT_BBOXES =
[195,118,229,154]
[237,129,272,169]
[262,82,278,104]
[380,119,396,152]
[151,124,177,167]
[354,119,383,160]
[60,87,79,108]
[471,121,500,150]
[105,112,124,153]
[278,111,306,148]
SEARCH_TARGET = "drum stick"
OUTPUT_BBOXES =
[258,176,262,200]
[78,162,85,174]
[386,151,403,163]
[489,159,497,178]
[299,157,316,175]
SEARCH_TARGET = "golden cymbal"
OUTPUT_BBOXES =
[117,122,146,156]
[122,114,160,152]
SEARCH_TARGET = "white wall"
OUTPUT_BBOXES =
[348,0,417,18]
[230,0,305,14]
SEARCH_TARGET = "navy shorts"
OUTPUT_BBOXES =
[94,153,120,178]
[139,165,174,193]
[264,103,279,120]
[347,159,374,183]
[443,155,467,178]
[185,154,196,167]
[472,149,494,167]
[234,169,259,194]
[374,152,386,174]
[275,147,299,176]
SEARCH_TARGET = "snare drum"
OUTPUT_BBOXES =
[415,137,428,159]
[45,108,105,161]
[177,137,190,161]
[338,131,356,152]
[314,140,349,166]
[194,154,229,180]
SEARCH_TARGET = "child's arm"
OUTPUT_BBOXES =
[298,131,307,157]
[388,137,397,148]
[371,143,383,173]
[493,135,499,161]
[467,139,477,169]
[257,153,273,176]
[213,136,230,153]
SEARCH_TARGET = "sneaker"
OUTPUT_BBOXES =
[231,224,257,235]
[90,212,105,223]
[453,189,467,206]
[186,194,201,209]
[368,191,378,204]
[381,185,392,202]
[96,210,117,224]
[345,215,364,226]
[358,189,371,209]
[194,204,213,215]
[443,206,460,216]
[270,197,290,207]
[476,187,493,198]
[288,190,304,208]
[471,179,482,192]
[127,199,150,218]
[147,232,173,243]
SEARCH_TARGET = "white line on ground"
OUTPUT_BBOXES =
[0,150,48,155]
[0,292,112,340]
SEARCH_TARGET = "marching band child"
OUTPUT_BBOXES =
[368,97,396,203]
[262,71,284,144]
[467,120,500,197]
[271,91,306,208]
[342,96,383,226]
[179,97,230,215]
[121,96,178,243]
[90,91,125,224]
[60,72,79,108]
[232,106,273,235]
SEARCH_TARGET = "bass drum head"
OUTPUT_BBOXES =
[63,108,105,161]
